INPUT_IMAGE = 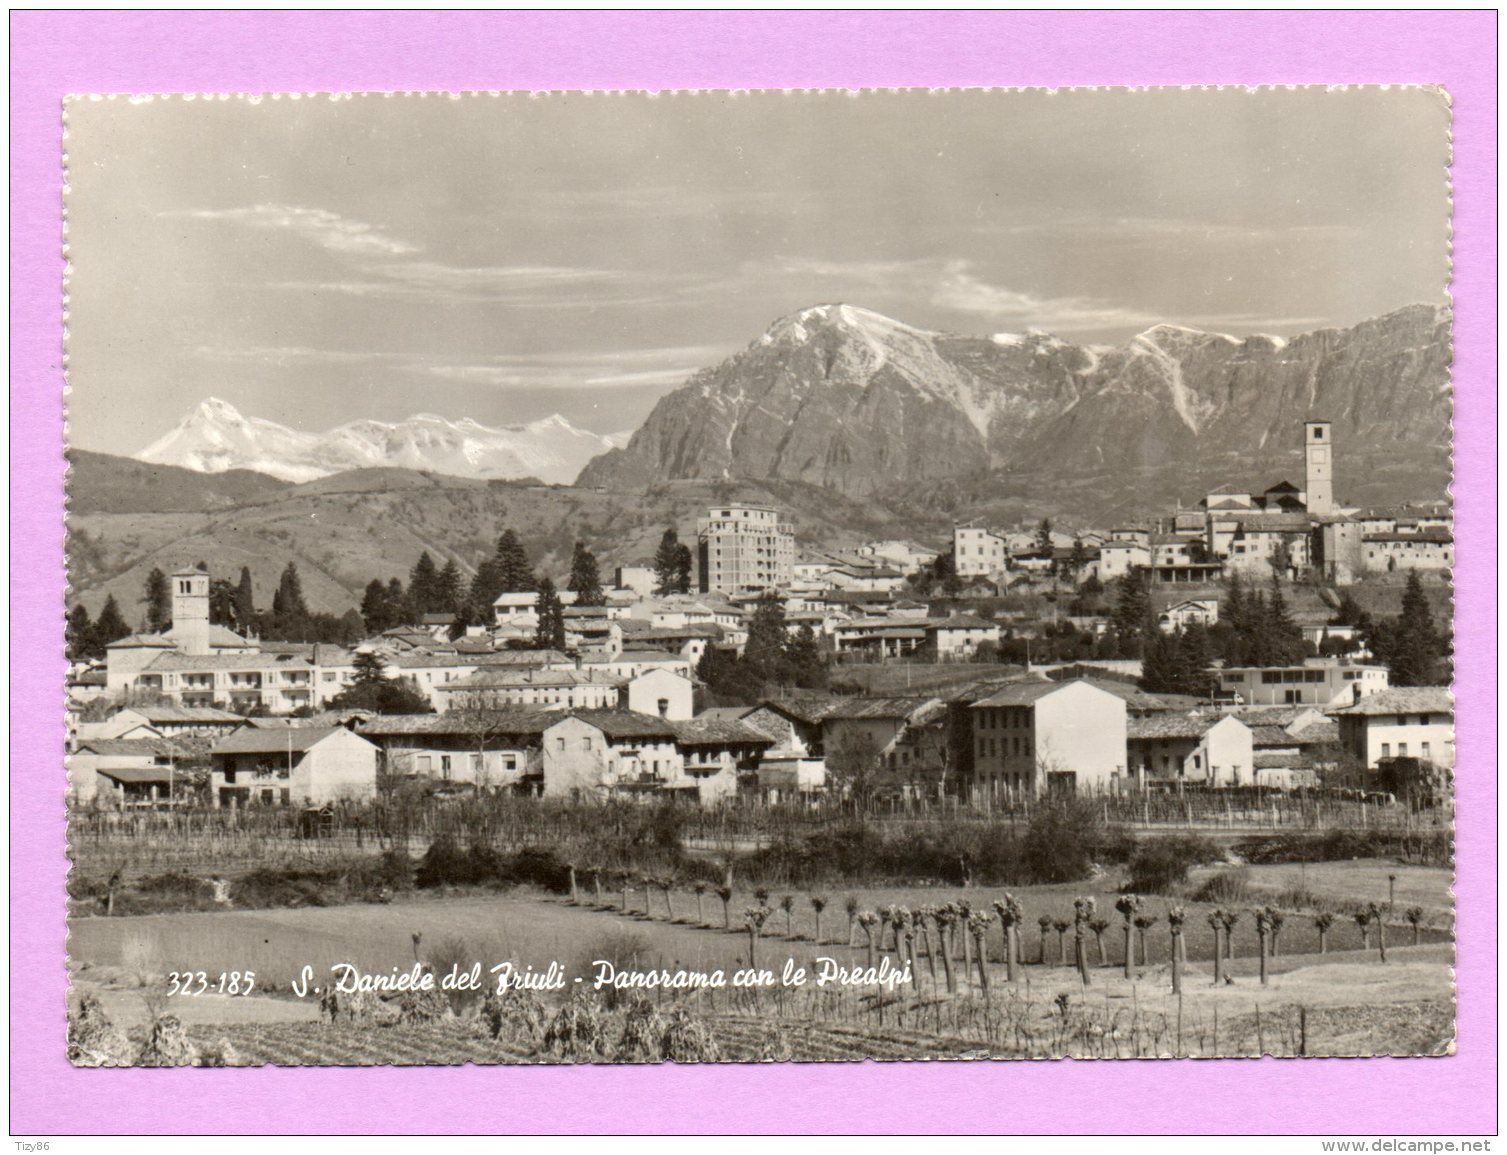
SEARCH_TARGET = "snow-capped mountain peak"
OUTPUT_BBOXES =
[136,400,625,485]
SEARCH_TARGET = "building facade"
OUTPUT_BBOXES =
[696,505,796,594]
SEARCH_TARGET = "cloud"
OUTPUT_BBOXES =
[930,260,1166,331]
[425,344,728,390]
[989,216,1365,247]
[173,204,418,256]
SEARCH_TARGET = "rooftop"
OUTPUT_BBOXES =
[211,726,358,755]
[670,717,777,746]
[1127,715,1231,741]
[1329,687,1454,717]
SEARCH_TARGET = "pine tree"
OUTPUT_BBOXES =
[352,649,388,686]
[1139,628,1182,694]
[1388,572,1444,686]
[675,543,695,594]
[567,542,606,607]
[496,530,535,594]
[654,528,686,595]
[1265,577,1306,665]
[66,604,94,660]
[785,623,827,689]
[742,593,789,686]
[92,595,131,650]
[534,577,567,651]
[1111,571,1151,647]
[1176,623,1214,697]
[409,552,440,615]
[1067,538,1089,583]
[467,557,504,621]
[436,559,463,615]
[1035,518,1054,558]
[142,567,171,633]
[385,577,413,627]
[360,579,391,633]
[234,567,256,630]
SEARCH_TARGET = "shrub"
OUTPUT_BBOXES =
[1022,797,1107,884]
[1233,828,1451,867]
[1125,834,1218,894]
[500,846,573,894]
[1190,867,1252,905]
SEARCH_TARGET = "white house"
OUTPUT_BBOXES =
[953,525,1009,577]
[969,679,1128,797]
[623,666,696,720]
[209,726,379,808]
[1097,541,1151,581]
[1126,714,1255,787]
[1218,660,1389,708]
[924,613,1001,658]
[1158,599,1220,633]
[1329,687,1455,770]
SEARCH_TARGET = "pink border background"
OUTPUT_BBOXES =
[10,11,1496,1135]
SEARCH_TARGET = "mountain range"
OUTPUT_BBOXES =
[136,399,631,485]
[577,302,1452,497]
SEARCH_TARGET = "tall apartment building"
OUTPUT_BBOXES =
[697,504,795,594]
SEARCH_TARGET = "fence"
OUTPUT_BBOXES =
[67,787,1450,882]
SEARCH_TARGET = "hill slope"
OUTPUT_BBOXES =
[65,457,917,618]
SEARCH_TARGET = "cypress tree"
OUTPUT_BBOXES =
[234,567,256,629]
[567,542,606,607]
[674,543,695,594]
[142,567,171,633]
[534,577,567,651]
[654,528,685,595]
[272,562,309,620]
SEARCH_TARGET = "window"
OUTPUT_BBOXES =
[441,755,452,780]
[581,737,592,752]
[556,737,565,752]
[1421,742,1431,758]
[417,755,432,773]
[1397,743,1407,757]
[1381,743,1390,758]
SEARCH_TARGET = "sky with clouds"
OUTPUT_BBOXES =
[64,87,1450,455]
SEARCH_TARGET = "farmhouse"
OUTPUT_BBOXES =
[436,667,627,712]
[538,711,683,799]
[355,711,550,788]
[209,726,379,808]
[67,737,181,807]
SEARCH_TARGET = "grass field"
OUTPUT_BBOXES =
[69,859,1453,1016]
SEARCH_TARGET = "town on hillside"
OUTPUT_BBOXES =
[65,420,1452,816]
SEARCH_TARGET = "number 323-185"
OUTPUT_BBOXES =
[166,971,256,996]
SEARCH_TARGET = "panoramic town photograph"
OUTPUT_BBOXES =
[62,86,1454,1066]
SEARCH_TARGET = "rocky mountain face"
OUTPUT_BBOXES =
[577,303,1452,497]
[136,398,630,485]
